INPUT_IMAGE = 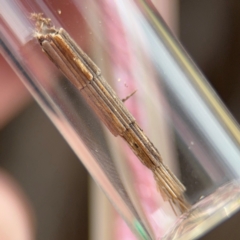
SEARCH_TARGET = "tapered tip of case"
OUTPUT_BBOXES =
[153,165,190,214]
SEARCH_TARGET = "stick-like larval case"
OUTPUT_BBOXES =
[31,13,189,213]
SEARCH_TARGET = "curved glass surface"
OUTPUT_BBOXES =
[1,0,240,239]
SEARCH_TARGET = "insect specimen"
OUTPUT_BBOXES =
[31,13,189,213]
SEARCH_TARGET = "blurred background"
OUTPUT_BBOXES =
[0,0,240,239]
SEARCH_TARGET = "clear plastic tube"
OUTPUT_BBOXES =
[1,0,240,239]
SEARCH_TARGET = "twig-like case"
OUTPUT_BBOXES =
[32,13,189,213]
